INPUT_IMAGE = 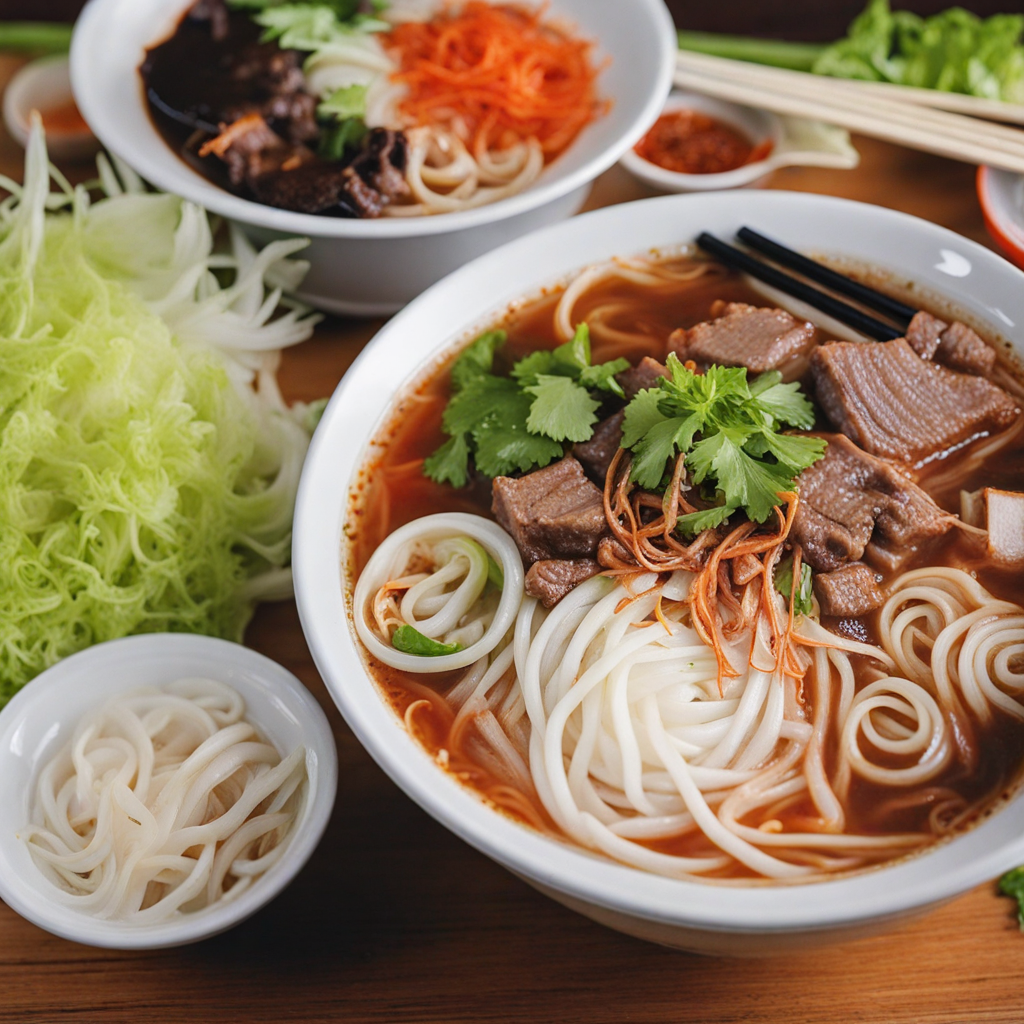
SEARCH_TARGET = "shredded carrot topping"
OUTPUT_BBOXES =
[385,2,606,161]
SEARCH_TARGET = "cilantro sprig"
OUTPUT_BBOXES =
[424,325,629,488]
[774,556,814,617]
[621,355,827,526]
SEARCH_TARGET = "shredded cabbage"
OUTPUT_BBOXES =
[0,123,320,701]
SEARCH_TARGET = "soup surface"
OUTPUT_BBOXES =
[347,252,1024,882]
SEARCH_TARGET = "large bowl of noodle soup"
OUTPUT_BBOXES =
[70,0,675,315]
[294,191,1024,955]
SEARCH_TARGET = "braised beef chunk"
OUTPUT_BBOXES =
[905,310,945,359]
[574,411,624,484]
[937,321,996,376]
[811,339,1017,463]
[669,302,816,374]
[793,434,952,573]
[617,357,669,400]
[525,559,602,607]
[492,457,609,565]
[252,161,356,215]
[199,114,313,186]
[347,128,410,202]
[814,562,884,617]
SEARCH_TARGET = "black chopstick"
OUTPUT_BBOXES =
[695,232,904,342]
[737,227,917,327]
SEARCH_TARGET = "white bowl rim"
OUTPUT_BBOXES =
[294,188,1024,936]
[0,633,338,949]
[69,0,676,239]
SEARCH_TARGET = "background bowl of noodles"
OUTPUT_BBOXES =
[0,634,338,949]
[293,189,1024,955]
[69,0,676,316]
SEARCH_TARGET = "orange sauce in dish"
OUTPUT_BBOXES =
[39,98,89,136]
[634,109,772,175]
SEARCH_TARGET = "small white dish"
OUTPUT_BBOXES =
[293,189,1024,955]
[620,90,859,193]
[977,165,1024,272]
[3,55,99,162]
[0,634,338,949]
[70,0,676,315]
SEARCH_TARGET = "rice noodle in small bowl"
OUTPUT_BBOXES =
[70,0,675,315]
[294,190,1024,955]
[0,634,337,949]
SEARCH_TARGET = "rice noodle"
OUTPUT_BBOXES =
[20,679,306,922]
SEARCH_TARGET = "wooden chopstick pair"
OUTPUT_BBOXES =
[696,229,914,342]
[675,50,1024,174]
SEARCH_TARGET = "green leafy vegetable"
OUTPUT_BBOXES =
[999,867,1024,930]
[0,22,74,54]
[621,356,826,525]
[318,83,367,120]
[424,324,628,487]
[774,557,814,617]
[391,625,464,657]
[317,116,368,160]
[238,2,388,46]
[676,504,738,539]
[678,1,1024,103]
[0,124,318,705]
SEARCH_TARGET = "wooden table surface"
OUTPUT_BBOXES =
[2,45,1024,1024]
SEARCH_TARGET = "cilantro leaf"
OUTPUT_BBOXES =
[750,431,828,475]
[510,349,555,384]
[580,357,630,396]
[676,504,736,538]
[554,323,592,372]
[631,417,688,490]
[621,388,668,449]
[391,625,463,657]
[423,434,471,489]
[525,375,600,442]
[451,330,506,391]
[473,413,563,477]
[999,867,1024,930]
[750,375,817,429]
[774,556,814,617]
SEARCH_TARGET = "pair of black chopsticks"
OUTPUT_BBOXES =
[696,228,918,342]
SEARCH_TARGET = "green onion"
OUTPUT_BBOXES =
[0,22,74,54]
[677,30,825,71]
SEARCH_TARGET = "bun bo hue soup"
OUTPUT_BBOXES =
[346,248,1024,882]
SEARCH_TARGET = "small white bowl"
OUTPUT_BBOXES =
[0,634,338,950]
[620,90,859,193]
[3,55,99,162]
[294,189,1024,955]
[70,0,676,315]
[977,165,1024,272]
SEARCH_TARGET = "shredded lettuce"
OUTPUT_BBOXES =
[0,123,320,702]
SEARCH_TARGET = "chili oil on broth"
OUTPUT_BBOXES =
[344,252,1024,883]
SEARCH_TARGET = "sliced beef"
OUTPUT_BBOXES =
[492,456,609,565]
[574,411,624,484]
[810,338,1018,464]
[199,114,313,186]
[792,433,953,573]
[936,321,996,377]
[617,357,669,400]
[905,310,944,359]
[346,128,410,204]
[525,559,602,607]
[669,302,816,374]
[814,562,884,617]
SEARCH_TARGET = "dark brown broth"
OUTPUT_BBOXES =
[347,256,1024,874]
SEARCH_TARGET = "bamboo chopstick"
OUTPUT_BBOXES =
[674,51,1024,173]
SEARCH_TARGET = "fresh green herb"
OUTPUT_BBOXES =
[318,84,367,120]
[678,0,1024,103]
[620,356,827,525]
[999,867,1024,930]
[774,557,814,617]
[676,504,738,539]
[391,625,464,657]
[243,2,388,49]
[0,22,74,54]
[424,325,629,487]
[318,116,368,160]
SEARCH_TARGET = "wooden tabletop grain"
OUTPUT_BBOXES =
[1,44,1024,1024]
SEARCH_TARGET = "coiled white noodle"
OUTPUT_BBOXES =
[353,513,525,673]
[20,679,306,922]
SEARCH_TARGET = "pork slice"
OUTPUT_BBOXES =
[492,456,609,565]
[616,357,669,400]
[525,558,602,607]
[793,434,952,573]
[669,302,816,374]
[814,562,884,617]
[574,410,624,485]
[937,321,996,377]
[905,310,946,359]
[810,339,1018,463]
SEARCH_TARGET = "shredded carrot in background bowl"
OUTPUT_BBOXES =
[385,2,606,162]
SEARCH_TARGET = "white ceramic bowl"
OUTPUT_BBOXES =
[293,190,1024,955]
[0,634,338,949]
[69,0,676,315]
[619,90,859,193]
[977,165,1024,271]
